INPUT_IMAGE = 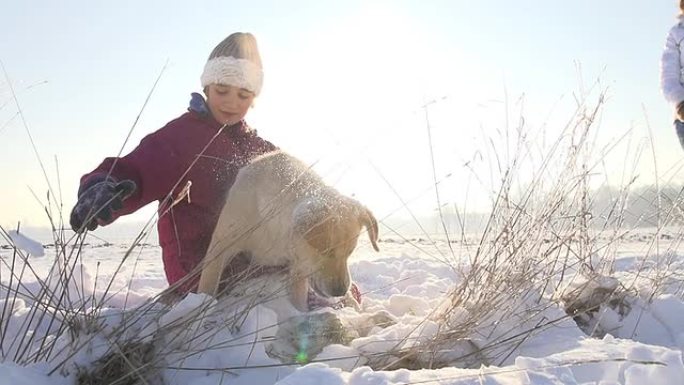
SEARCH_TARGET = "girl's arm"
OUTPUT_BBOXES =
[661,24,684,107]
[78,131,182,219]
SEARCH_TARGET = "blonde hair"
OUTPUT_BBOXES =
[208,32,262,69]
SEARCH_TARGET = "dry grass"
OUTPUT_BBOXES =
[354,86,684,371]
[75,341,155,385]
[1,72,681,384]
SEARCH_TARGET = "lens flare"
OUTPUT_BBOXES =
[295,351,309,364]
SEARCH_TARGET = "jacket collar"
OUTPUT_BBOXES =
[188,92,253,136]
[189,92,210,116]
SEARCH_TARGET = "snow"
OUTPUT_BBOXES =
[0,232,683,384]
[7,230,45,257]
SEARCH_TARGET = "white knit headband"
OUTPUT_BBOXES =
[200,56,263,96]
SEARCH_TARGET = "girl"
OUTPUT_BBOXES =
[661,0,684,149]
[69,32,277,294]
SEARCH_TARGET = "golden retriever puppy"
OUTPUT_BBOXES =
[197,151,379,311]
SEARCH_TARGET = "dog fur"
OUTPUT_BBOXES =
[197,151,379,311]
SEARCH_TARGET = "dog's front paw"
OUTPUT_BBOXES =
[290,277,311,312]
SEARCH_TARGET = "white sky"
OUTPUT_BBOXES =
[1,0,683,229]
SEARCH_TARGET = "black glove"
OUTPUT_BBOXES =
[70,177,137,233]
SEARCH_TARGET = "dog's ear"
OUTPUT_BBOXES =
[302,217,335,254]
[360,206,380,252]
[293,199,333,253]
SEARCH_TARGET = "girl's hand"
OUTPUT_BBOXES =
[70,178,136,233]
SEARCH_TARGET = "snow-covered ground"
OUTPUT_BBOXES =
[0,229,683,385]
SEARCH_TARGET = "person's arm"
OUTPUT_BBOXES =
[78,131,182,221]
[661,25,684,108]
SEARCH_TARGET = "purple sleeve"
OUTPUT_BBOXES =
[79,132,183,218]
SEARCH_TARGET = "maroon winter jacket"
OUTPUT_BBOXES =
[79,93,276,292]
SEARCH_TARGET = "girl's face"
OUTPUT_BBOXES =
[205,84,255,125]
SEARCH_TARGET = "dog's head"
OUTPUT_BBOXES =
[293,196,379,298]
